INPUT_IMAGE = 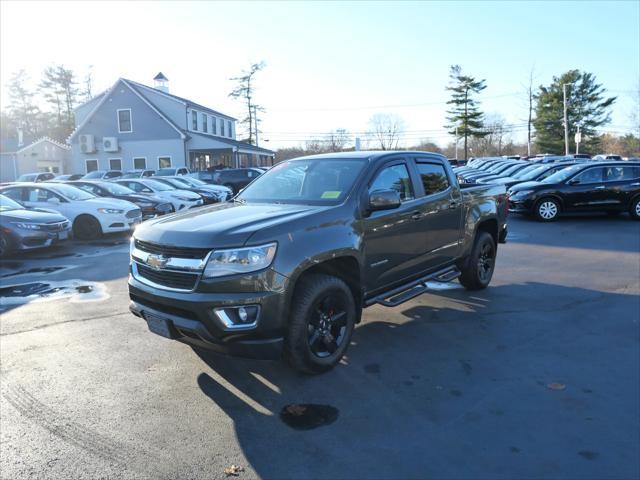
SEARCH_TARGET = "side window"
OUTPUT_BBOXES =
[606,166,640,181]
[574,168,604,184]
[415,162,450,196]
[369,163,414,202]
[2,188,24,202]
[27,188,54,202]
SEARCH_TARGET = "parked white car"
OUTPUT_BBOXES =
[0,182,142,240]
[114,179,203,211]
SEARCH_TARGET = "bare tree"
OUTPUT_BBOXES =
[469,114,511,156]
[368,113,404,150]
[229,61,266,145]
[325,129,351,152]
[83,65,94,101]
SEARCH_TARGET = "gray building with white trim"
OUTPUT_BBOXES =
[68,73,274,174]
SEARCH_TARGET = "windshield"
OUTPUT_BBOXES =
[512,165,541,179]
[239,158,367,205]
[102,183,135,195]
[49,184,95,200]
[17,174,37,182]
[157,178,185,188]
[155,169,175,176]
[183,177,206,186]
[542,165,584,183]
[501,164,526,176]
[143,180,174,191]
[83,171,105,179]
[0,194,22,211]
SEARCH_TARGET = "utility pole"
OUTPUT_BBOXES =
[563,83,569,156]
[575,123,582,155]
[253,105,259,147]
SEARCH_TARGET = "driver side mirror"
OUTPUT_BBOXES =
[47,197,60,205]
[368,189,401,213]
[567,179,580,185]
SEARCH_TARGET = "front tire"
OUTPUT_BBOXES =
[0,232,12,258]
[630,197,640,220]
[459,231,496,291]
[285,274,356,374]
[73,215,102,240]
[534,198,560,222]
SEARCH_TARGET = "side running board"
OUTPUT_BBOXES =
[366,266,461,308]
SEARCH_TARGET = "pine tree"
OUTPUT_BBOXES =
[39,65,79,140]
[445,65,487,160]
[533,70,616,154]
[6,70,41,137]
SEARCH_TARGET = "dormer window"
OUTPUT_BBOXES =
[192,111,198,130]
[117,109,132,133]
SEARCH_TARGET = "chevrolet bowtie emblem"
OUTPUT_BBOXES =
[146,254,169,270]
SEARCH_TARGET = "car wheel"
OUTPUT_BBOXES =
[630,197,640,221]
[459,231,496,291]
[534,198,560,222]
[73,215,102,240]
[0,232,12,258]
[285,274,356,374]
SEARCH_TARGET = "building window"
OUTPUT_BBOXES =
[117,109,132,133]
[202,113,207,133]
[109,158,122,171]
[158,156,171,169]
[86,159,98,173]
[219,119,224,136]
[192,111,198,130]
[227,120,232,138]
[133,157,146,169]
[211,117,217,135]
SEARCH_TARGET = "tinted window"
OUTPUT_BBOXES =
[27,188,58,202]
[104,171,122,179]
[605,166,640,181]
[416,162,450,196]
[370,163,414,202]
[2,188,24,202]
[574,167,604,184]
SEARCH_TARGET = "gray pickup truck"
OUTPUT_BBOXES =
[129,151,508,373]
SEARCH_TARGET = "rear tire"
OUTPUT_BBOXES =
[459,231,496,291]
[285,274,356,374]
[73,215,102,240]
[630,197,640,221]
[534,197,560,222]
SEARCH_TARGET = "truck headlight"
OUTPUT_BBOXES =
[203,242,277,278]
[98,208,124,214]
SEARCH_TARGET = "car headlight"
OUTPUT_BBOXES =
[98,208,124,214]
[11,222,42,230]
[203,242,277,278]
[511,190,534,198]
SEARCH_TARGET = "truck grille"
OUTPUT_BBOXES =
[134,239,210,259]
[126,209,142,219]
[135,263,199,290]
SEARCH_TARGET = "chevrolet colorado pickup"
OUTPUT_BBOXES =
[129,151,508,373]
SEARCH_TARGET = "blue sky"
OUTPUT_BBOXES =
[1,0,638,148]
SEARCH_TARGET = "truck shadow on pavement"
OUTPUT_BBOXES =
[193,282,639,480]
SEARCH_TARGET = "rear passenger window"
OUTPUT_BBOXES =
[2,188,23,202]
[606,166,640,181]
[416,163,450,196]
[370,164,414,202]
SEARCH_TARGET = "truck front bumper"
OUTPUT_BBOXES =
[128,268,289,359]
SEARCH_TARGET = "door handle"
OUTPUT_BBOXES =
[411,211,422,220]
[595,185,606,190]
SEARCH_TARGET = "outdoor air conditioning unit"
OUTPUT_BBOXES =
[79,134,96,153]
[103,137,119,152]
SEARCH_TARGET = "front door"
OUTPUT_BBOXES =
[563,167,606,211]
[361,160,425,293]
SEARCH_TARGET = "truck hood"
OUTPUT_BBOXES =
[134,201,327,248]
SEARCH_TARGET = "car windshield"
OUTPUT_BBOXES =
[121,173,141,178]
[512,165,541,179]
[157,178,185,188]
[0,194,22,211]
[542,165,584,183]
[182,177,206,186]
[49,184,95,200]
[239,158,367,205]
[143,180,174,191]
[501,164,526,176]
[155,169,175,176]
[517,165,549,181]
[102,183,135,195]
[17,174,37,182]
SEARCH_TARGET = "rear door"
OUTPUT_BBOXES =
[361,159,425,292]
[412,157,463,268]
[603,165,640,210]
[23,186,71,218]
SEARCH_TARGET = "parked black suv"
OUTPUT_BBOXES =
[509,162,640,221]
[128,152,508,373]
[192,168,263,194]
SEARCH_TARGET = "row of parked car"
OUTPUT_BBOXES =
[454,156,640,221]
[0,167,270,258]
[15,166,269,195]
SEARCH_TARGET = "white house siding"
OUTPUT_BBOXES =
[70,138,185,173]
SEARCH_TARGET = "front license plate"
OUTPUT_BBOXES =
[146,314,175,338]
[58,230,69,240]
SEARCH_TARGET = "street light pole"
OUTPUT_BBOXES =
[563,83,569,156]
[455,125,459,161]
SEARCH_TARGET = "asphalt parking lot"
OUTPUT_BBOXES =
[1,214,639,480]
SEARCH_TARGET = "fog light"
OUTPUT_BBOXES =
[214,305,259,330]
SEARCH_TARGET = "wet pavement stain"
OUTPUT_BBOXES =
[1,266,68,278]
[0,280,108,306]
[280,404,339,430]
[0,282,53,297]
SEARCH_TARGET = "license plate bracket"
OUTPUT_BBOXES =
[145,313,177,339]
[58,230,69,240]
